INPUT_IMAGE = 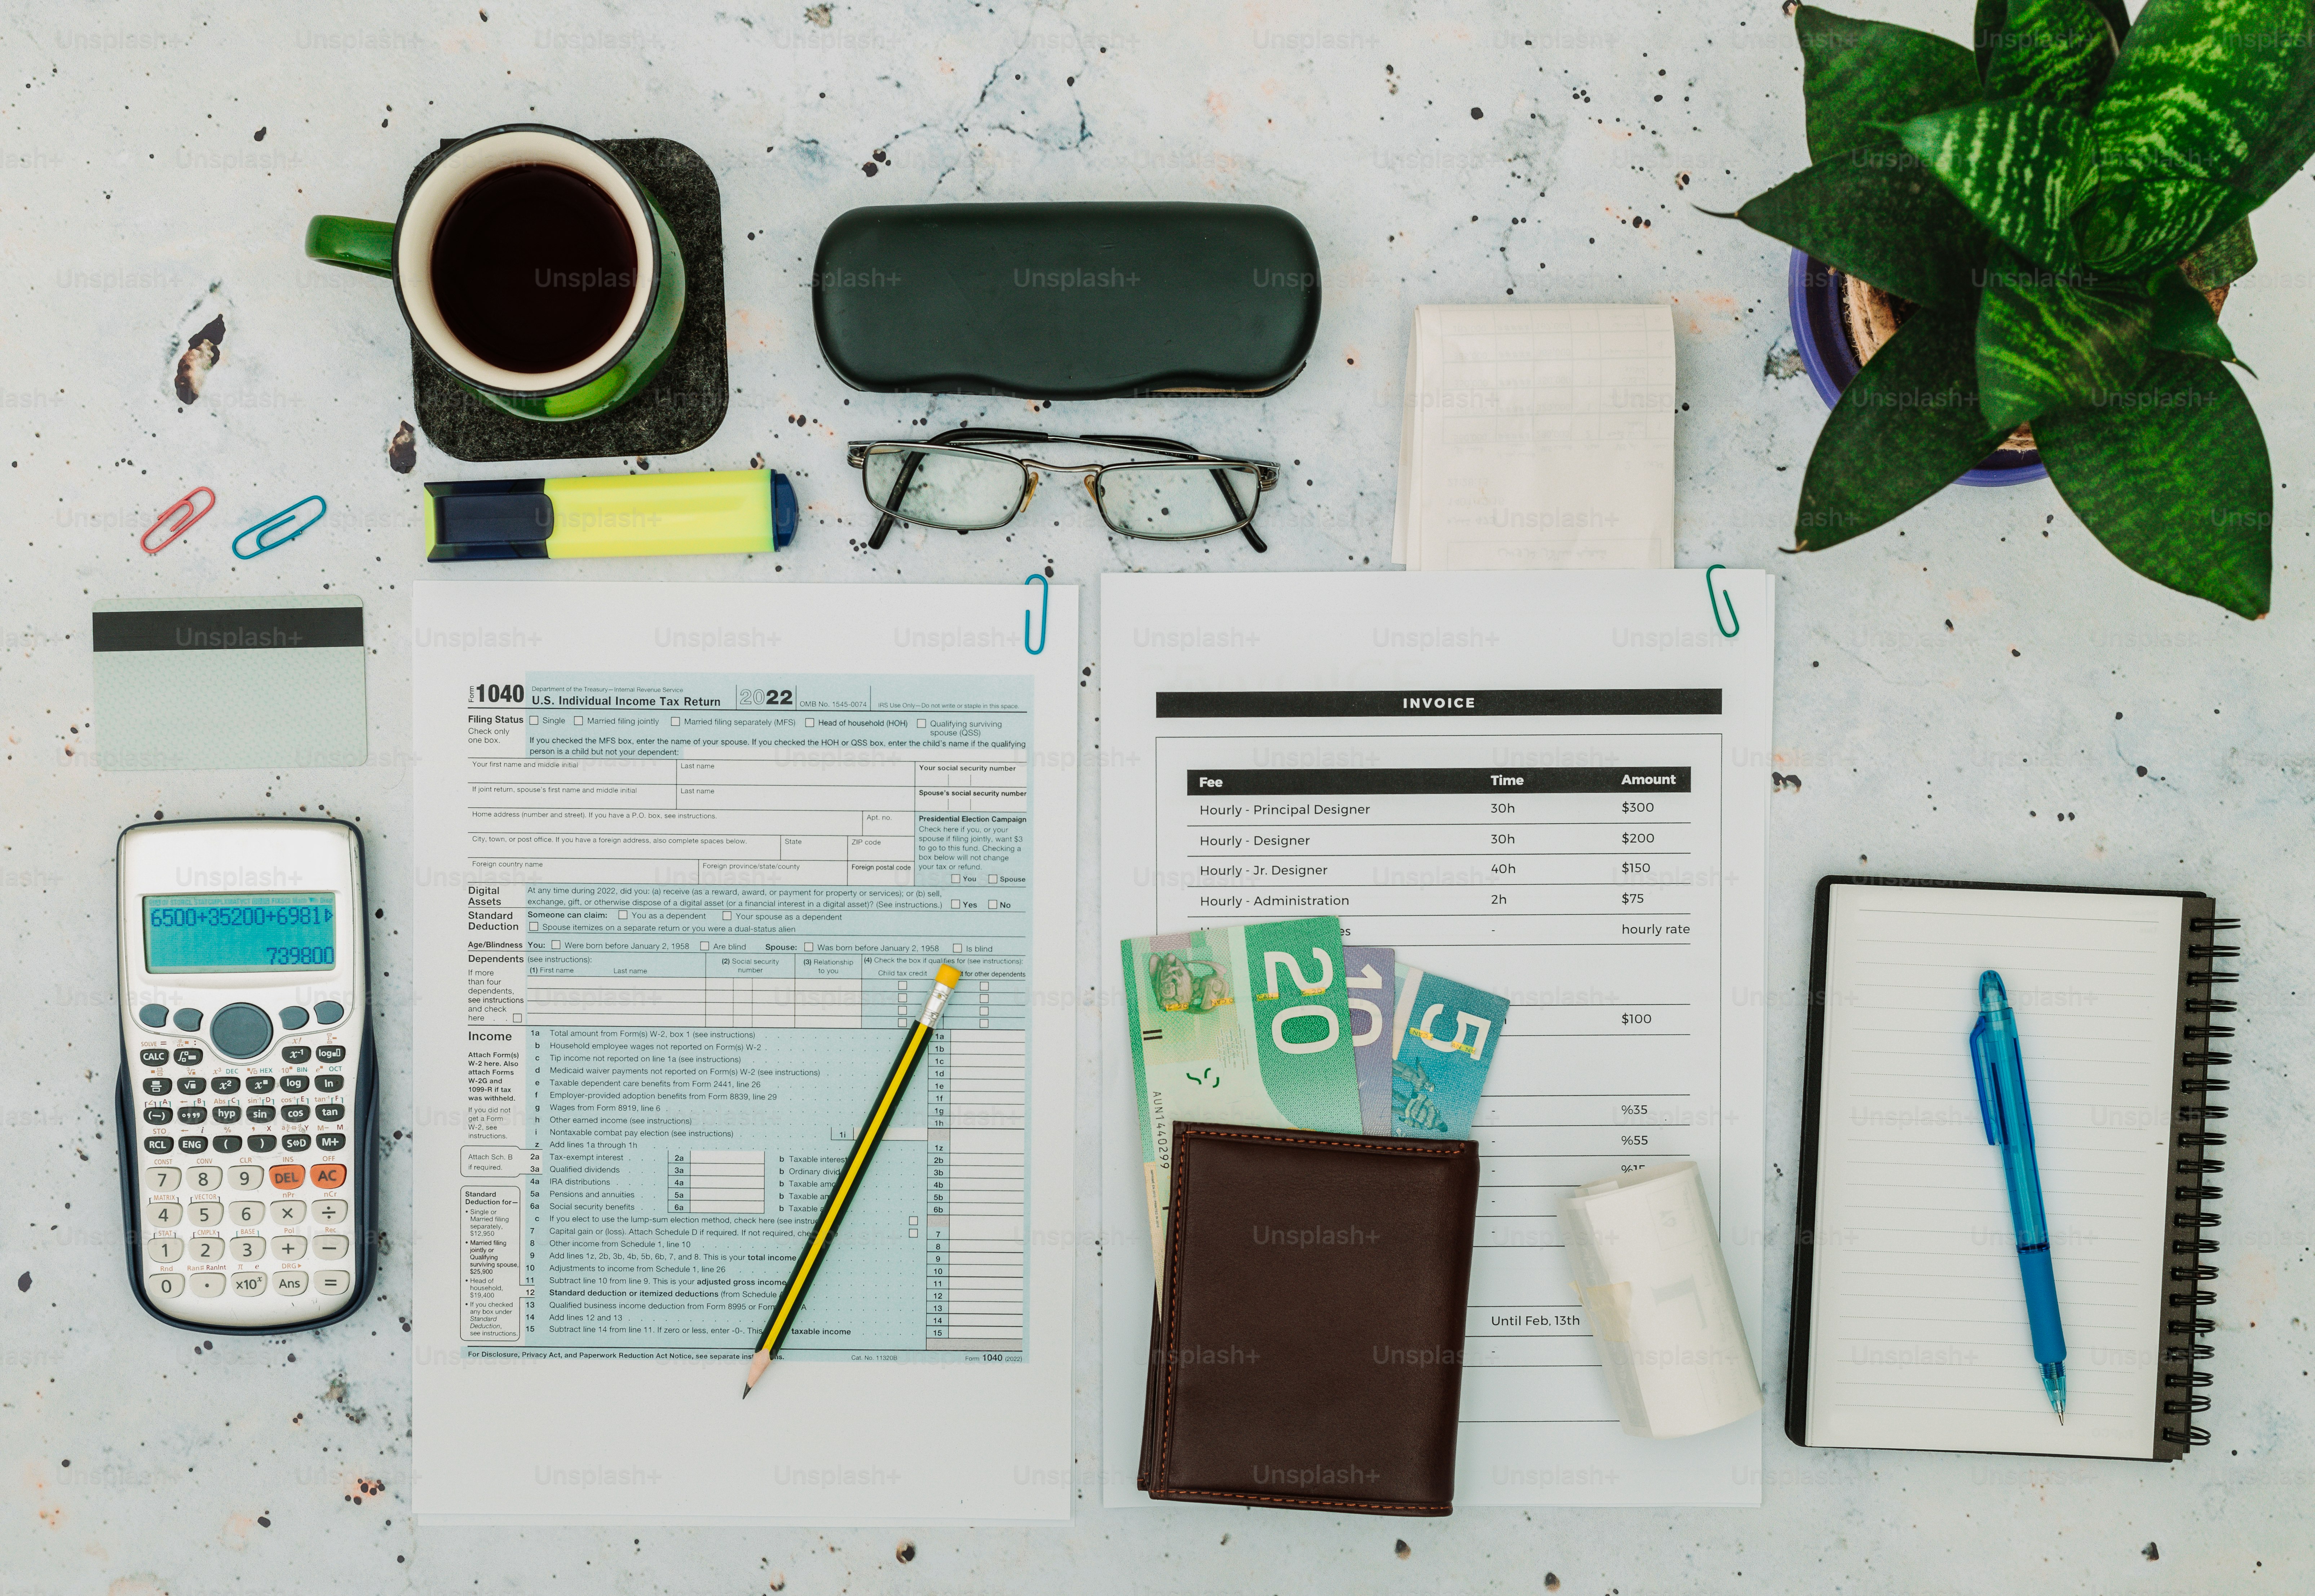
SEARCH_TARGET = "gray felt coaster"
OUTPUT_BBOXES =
[406,137,729,463]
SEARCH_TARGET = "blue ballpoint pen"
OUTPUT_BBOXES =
[1969,969,2068,1423]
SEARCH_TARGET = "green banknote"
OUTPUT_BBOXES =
[1122,916,1363,1285]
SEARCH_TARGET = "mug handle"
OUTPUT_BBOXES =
[304,216,396,277]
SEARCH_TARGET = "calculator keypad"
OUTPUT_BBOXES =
[136,1022,357,1321]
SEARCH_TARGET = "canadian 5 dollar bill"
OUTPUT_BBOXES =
[1388,964,1511,1139]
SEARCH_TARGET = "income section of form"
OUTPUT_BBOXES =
[1150,688,1725,1433]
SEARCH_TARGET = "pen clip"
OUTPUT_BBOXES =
[1968,1014,2002,1144]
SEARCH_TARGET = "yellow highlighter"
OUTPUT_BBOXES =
[423,468,797,561]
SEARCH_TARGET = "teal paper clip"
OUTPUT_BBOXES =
[1705,563,1739,638]
[234,496,327,560]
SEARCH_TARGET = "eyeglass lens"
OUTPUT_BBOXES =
[1092,464,1263,538]
[862,446,1028,532]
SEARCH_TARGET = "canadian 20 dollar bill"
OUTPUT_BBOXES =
[1121,915,1362,1285]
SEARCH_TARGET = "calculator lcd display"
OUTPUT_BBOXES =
[143,892,336,972]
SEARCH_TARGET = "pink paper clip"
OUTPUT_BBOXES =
[141,486,216,554]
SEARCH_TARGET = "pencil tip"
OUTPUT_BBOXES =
[741,1381,754,1400]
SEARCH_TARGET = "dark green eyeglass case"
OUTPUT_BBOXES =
[812,201,1321,399]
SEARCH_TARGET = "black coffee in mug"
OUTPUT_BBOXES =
[429,164,639,373]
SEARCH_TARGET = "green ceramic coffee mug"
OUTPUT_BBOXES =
[304,124,685,422]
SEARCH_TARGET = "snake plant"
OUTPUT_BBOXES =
[1735,0,2315,617]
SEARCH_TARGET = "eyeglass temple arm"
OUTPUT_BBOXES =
[929,427,1055,445]
[1212,469,1267,553]
[867,453,928,551]
[1077,433,1198,453]
[867,429,1059,548]
[865,429,986,549]
[1079,433,1268,550]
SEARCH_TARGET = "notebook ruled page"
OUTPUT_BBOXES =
[1805,885,2178,1457]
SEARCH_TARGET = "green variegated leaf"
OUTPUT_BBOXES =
[1977,0,2011,79]
[2086,0,2134,42]
[2223,10,2315,201]
[2204,11,2315,234]
[1899,98,2094,271]
[1797,7,1983,162]
[2076,176,2227,273]
[1795,305,2011,550]
[1978,0,2130,80]
[2095,0,2301,185]
[1985,0,2118,106]
[1976,243,2153,428]
[2181,216,2258,290]
[1736,142,1988,307]
[2150,269,2246,367]
[2036,353,2271,616]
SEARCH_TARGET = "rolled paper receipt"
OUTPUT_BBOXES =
[1559,1160,1762,1438]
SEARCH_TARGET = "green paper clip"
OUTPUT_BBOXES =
[234,496,327,560]
[1705,563,1739,638]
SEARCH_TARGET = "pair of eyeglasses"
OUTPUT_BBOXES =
[849,429,1277,552]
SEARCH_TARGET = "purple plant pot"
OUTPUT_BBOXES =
[1786,249,2047,488]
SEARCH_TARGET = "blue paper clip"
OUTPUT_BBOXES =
[233,496,327,560]
[1705,563,1739,638]
[1023,572,1049,655]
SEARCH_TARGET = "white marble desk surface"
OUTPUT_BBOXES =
[2,1,2307,1591]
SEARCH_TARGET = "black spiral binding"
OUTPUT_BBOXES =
[2164,913,2236,1452]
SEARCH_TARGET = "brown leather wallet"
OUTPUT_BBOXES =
[1137,1123,1481,1515]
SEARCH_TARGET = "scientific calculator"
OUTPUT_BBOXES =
[113,817,377,1330]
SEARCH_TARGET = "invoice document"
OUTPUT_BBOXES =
[1099,571,1771,1506]
[411,580,1077,1523]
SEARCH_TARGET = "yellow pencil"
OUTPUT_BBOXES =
[743,963,962,1397]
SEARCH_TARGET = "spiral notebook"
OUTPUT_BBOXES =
[1788,877,2229,1460]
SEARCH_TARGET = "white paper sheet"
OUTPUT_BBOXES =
[1803,884,2180,1457]
[411,580,1078,1524]
[1393,304,1676,571]
[1099,571,1770,1506]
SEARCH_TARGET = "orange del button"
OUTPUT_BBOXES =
[268,1165,305,1190]
[310,1164,347,1189]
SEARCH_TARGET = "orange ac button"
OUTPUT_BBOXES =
[310,1164,348,1189]
[268,1165,305,1190]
